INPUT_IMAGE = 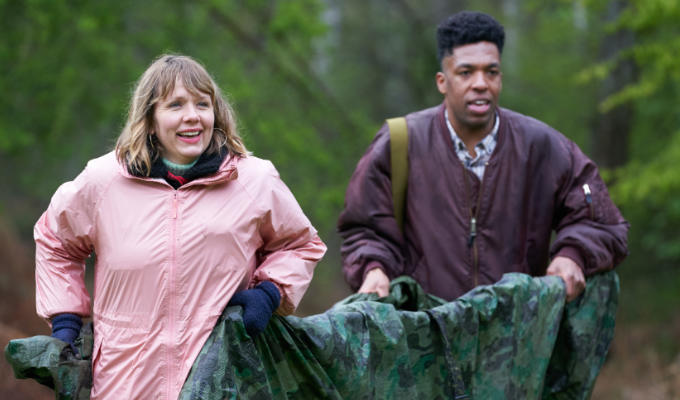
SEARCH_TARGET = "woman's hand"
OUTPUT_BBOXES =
[51,313,82,351]
[228,281,281,337]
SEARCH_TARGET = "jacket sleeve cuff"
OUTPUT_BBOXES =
[554,246,586,272]
[268,281,285,305]
[363,260,387,281]
[51,313,83,333]
[252,279,285,312]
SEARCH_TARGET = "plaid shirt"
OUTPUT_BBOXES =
[445,110,499,180]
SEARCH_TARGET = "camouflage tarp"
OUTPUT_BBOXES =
[5,271,618,399]
[4,322,93,400]
[180,272,618,399]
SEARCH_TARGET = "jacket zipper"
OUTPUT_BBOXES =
[462,168,485,288]
[470,216,479,287]
[168,191,178,396]
[472,180,484,287]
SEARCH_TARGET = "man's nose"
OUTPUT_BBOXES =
[471,71,488,90]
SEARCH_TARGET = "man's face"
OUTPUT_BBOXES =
[436,41,502,137]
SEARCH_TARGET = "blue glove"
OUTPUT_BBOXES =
[51,313,82,349]
[227,281,281,337]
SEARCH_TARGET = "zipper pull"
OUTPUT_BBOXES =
[468,217,477,248]
[171,193,178,219]
[582,184,592,204]
[582,183,594,219]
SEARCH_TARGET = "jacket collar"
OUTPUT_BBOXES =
[117,151,240,188]
[187,154,239,187]
[436,102,509,168]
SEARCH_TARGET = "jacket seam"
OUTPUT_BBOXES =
[90,165,119,253]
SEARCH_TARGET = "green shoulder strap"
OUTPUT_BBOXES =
[386,117,408,232]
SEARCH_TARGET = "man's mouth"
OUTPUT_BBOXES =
[468,100,491,114]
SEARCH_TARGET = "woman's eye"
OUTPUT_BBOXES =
[198,101,210,108]
[168,101,181,108]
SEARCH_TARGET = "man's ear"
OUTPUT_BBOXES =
[435,71,447,95]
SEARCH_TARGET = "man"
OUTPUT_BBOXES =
[337,11,628,302]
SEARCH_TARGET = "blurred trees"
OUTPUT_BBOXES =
[0,0,337,232]
[0,0,678,314]
[588,0,680,273]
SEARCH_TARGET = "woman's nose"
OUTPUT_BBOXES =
[183,104,199,121]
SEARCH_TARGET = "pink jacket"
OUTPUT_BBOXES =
[34,152,326,399]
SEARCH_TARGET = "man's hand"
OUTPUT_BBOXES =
[358,268,390,297]
[546,256,586,302]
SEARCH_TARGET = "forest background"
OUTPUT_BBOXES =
[0,0,678,398]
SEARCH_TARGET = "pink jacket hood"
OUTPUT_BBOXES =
[35,151,326,399]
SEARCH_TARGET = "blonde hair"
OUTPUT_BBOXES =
[115,54,247,175]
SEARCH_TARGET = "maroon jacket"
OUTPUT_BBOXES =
[338,104,629,301]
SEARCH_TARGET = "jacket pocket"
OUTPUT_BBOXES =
[582,180,620,224]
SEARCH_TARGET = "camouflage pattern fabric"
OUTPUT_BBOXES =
[5,271,618,399]
[543,274,619,399]
[180,271,618,399]
[4,322,93,400]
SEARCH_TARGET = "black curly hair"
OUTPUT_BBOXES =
[436,11,505,64]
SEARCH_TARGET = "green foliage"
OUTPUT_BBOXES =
[609,131,680,265]
[1,5,676,395]
[1,0,678,313]
[0,0,336,224]
[610,132,680,207]
[579,0,680,111]
[589,0,680,270]
[500,0,600,148]
[0,0,355,302]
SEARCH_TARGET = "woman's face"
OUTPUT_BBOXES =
[152,79,215,165]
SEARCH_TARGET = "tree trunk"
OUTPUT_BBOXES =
[590,0,636,169]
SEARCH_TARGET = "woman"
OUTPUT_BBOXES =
[34,54,326,399]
